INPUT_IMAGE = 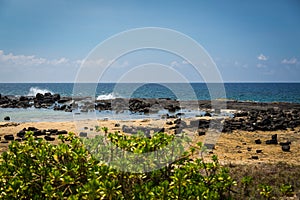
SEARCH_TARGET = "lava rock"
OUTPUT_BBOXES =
[255,139,262,144]
[44,135,55,141]
[79,132,87,137]
[282,145,290,152]
[4,116,10,121]
[4,134,14,140]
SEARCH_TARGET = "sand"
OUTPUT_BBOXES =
[1,118,299,166]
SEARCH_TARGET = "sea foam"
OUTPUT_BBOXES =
[96,93,116,100]
[27,87,53,96]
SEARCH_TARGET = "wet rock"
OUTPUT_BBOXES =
[4,116,10,121]
[204,112,212,117]
[36,93,44,100]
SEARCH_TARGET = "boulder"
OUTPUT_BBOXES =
[282,145,290,152]
[255,139,262,144]
[79,132,87,137]
[36,93,44,100]
[4,134,14,140]
[44,135,55,141]
[4,116,10,121]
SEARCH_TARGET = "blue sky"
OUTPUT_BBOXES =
[0,0,300,82]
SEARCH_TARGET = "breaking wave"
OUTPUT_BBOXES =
[96,93,117,100]
[27,87,53,96]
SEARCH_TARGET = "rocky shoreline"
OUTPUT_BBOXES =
[1,92,300,134]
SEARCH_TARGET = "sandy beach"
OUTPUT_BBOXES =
[1,117,299,166]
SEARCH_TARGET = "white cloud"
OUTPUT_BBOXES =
[257,54,268,61]
[0,50,71,66]
[281,57,298,65]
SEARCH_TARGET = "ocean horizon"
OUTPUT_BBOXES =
[1,82,300,103]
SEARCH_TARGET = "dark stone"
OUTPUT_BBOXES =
[198,131,206,136]
[33,130,43,136]
[251,155,259,159]
[204,143,215,150]
[17,130,26,138]
[53,94,61,101]
[44,92,52,97]
[247,147,252,151]
[115,123,120,127]
[36,93,44,100]
[255,139,262,144]
[4,134,14,140]
[28,127,38,131]
[79,132,87,137]
[282,145,290,152]
[57,130,68,135]
[204,112,212,117]
[15,138,22,142]
[44,135,55,141]
[266,139,278,145]
[271,134,278,141]
[166,121,173,125]
[48,129,58,134]
[4,116,10,121]
[256,149,263,153]
[279,141,291,146]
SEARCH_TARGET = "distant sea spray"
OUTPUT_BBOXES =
[27,87,54,97]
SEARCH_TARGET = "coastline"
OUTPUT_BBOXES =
[1,94,300,165]
[1,117,299,166]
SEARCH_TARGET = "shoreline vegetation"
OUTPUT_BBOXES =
[0,93,300,199]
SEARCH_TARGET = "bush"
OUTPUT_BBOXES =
[0,131,237,199]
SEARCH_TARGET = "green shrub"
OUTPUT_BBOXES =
[0,130,237,199]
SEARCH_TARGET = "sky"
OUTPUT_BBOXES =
[0,0,300,82]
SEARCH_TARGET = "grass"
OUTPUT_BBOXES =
[228,162,300,199]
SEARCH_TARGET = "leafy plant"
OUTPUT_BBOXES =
[280,183,294,197]
[258,184,273,199]
[0,130,238,199]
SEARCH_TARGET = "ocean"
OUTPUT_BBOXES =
[1,83,300,122]
[1,83,300,103]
